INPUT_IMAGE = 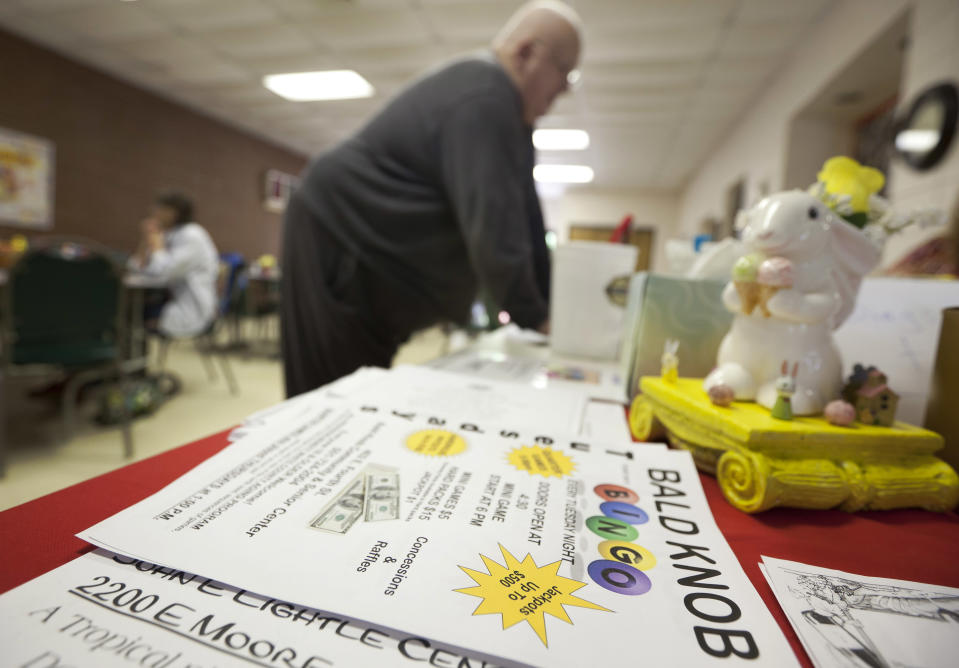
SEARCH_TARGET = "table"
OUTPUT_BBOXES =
[1,428,957,668]
[230,271,281,355]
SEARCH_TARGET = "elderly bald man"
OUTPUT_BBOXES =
[281,1,582,396]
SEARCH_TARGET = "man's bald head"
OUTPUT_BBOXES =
[493,1,583,52]
[493,1,583,125]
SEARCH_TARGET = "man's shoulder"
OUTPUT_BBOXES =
[431,52,501,79]
[417,52,513,101]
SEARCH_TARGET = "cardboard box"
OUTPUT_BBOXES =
[620,273,731,400]
[924,307,959,470]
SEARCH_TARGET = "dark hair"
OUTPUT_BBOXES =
[155,190,194,225]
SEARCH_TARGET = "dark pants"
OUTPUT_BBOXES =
[142,288,169,336]
[280,194,399,397]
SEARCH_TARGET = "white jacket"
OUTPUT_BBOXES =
[130,222,219,337]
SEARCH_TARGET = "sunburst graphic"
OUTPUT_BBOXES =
[507,444,576,478]
[455,544,610,646]
[405,429,467,457]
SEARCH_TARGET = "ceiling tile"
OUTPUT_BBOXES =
[147,0,279,32]
[719,22,799,59]
[302,8,431,49]
[9,0,103,11]
[170,57,252,85]
[581,61,702,90]
[587,88,689,112]
[41,3,170,41]
[186,82,281,106]
[420,1,518,42]
[204,23,316,60]
[268,0,416,17]
[577,0,737,31]
[112,35,222,71]
[701,57,773,86]
[335,43,444,71]
[582,25,722,63]
[0,0,842,189]
[736,0,832,25]
[244,52,337,76]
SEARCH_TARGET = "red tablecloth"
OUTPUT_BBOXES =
[2,429,958,668]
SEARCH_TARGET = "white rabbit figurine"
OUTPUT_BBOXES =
[661,339,679,383]
[771,361,798,420]
[703,190,881,415]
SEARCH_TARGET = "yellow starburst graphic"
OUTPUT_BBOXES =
[507,445,575,478]
[405,429,467,457]
[455,544,610,646]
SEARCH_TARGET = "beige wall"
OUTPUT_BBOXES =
[783,115,857,191]
[540,187,679,272]
[677,0,911,237]
[883,0,959,265]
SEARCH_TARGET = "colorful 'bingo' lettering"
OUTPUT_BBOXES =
[586,483,657,595]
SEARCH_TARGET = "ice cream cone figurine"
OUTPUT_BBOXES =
[731,253,762,314]
[661,339,679,384]
[771,360,798,420]
[757,256,794,317]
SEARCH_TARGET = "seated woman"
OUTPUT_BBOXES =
[128,191,219,337]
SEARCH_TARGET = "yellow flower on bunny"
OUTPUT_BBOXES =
[817,156,884,214]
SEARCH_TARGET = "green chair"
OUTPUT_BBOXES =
[0,240,133,475]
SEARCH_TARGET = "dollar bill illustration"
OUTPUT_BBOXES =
[309,476,366,534]
[364,471,400,522]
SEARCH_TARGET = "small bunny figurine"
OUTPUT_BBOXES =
[771,361,798,421]
[661,339,679,384]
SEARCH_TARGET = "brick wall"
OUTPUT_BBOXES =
[0,28,308,260]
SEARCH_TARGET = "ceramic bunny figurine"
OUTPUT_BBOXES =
[703,190,881,415]
[661,339,679,383]
[771,361,798,420]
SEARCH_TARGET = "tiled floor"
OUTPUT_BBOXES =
[0,324,449,511]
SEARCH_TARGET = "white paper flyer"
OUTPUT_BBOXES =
[0,549,506,668]
[77,394,797,667]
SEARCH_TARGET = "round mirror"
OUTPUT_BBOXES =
[893,82,958,171]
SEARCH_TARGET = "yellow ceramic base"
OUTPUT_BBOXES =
[630,377,959,513]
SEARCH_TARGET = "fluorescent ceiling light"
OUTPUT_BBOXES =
[895,129,940,152]
[263,70,374,101]
[533,129,590,151]
[533,164,594,184]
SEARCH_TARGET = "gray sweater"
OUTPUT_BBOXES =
[296,53,550,336]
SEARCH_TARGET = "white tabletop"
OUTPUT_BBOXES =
[428,326,632,444]
[122,273,167,289]
[430,325,628,403]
